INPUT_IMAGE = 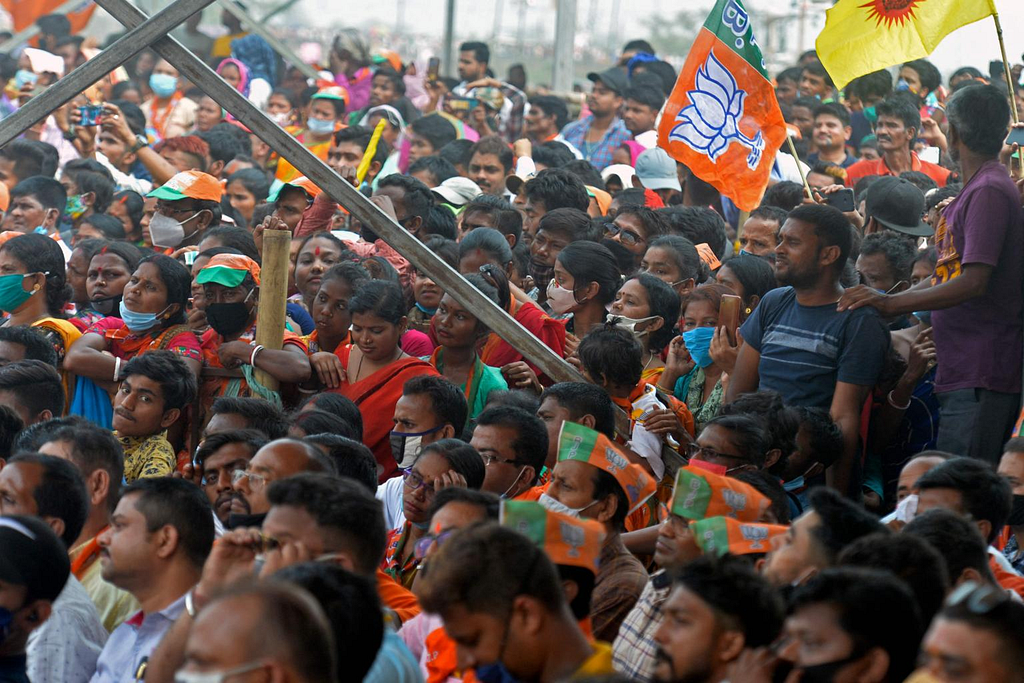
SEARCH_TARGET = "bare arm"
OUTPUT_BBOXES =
[838,263,994,316]
[828,381,871,498]
[724,342,761,403]
[255,344,312,383]
[64,333,117,388]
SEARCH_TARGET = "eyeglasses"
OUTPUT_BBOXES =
[604,223,646,247]
[481,453,522,467]
[413,528,457,559]
[402,468,435,497]
[685,443,751,466]
[945,581,1011,614]
[231,469,268,491]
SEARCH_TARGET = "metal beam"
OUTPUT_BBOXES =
[95,0,586,389]
[258,0,300,23]
[0,0,218,150]
[217,0,319,81]
[442,0,456,78]
[552,0,577,94]
[0,0,84,54]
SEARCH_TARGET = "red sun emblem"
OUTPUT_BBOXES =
[859,0,923,28]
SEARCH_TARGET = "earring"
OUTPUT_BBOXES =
[31,283,41,293]
[744,307,752,315]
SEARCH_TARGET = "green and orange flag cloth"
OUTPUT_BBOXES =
[557,421,657,514]
[691,516,788,557]
[816,0,996,90]
[500,500,606,573]
[668,465,771,522]
[658,0,786,211]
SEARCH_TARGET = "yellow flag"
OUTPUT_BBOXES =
[816,0,997,90]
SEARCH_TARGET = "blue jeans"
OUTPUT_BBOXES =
[936,388,1021,465]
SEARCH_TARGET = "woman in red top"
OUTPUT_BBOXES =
[331,279,438,481]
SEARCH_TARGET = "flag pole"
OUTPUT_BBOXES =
[786,134,814,200]
[994,12,1020,124]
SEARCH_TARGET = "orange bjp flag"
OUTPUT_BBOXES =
[0,0,97,34]
[658,0,786,211]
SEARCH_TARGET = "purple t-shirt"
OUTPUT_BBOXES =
[931,160,1023,394]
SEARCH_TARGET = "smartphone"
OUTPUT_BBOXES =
[427,57,440,81]
[446,96,479,112]
[78,104,103,127]
[720,294,741,345]
[183,250,198,266]
[825,187,855,212]
[1007,128,1024,147]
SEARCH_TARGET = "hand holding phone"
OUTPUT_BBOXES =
[719,294,741,345]
[78,105,103,127]
[427,57,440,81]
[825,187,855,212]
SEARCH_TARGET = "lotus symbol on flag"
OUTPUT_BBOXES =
[669,50,765,170]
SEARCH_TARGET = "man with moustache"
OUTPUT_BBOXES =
[224,438,335,528]
[727,204,890,497]
[845,96,950,188]
[649,555,783,683]
[188,430,267,526]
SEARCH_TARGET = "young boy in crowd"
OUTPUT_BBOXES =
[112,350,197,481]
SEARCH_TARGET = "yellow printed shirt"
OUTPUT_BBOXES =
[117,431,176,482]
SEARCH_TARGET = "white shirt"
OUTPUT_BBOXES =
[28,575,108,683]
[95,152,153,195]
[377,475,406,531]
[634,130,658,149]
[629,384,669,480]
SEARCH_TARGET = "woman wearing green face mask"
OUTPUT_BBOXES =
[0,233,81,403]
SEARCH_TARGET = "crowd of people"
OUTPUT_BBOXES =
[0,8,1020,683]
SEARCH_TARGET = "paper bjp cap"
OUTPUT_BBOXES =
[197,254,261,288]
[669,465,770,522]
[148,170,224,202]
[557,421,656,514]
[500,500,606,573]
[690,516,787,557]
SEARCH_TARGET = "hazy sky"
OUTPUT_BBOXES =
[280,0,1024,78]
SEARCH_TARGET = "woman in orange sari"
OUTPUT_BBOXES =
[330,279,437,482]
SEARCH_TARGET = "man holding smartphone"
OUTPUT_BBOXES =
[840,85,1023,466]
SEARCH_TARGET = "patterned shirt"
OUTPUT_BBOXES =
[612,570,672,682]
[592,533,649,643]
[560,115,632,171]
[117,432,176,482]
[382,522,423,589]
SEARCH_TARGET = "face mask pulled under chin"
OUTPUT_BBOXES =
[149,211,197,249]
[538,492,593,519]
[794,651,866,683]
[605,311,660,340]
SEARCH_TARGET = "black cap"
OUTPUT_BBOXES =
[586,68,628,97]
[864,176,933,237]
[0,515,70,603]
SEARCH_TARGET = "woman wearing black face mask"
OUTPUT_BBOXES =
[84,243,142,320]
[66,254,202,427]
[196,253,311,415]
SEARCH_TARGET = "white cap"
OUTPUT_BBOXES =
[432,177,482,206]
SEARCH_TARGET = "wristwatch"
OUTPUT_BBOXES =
[128,133,149,155]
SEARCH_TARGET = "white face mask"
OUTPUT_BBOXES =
[894,493,918,524]
[546,279,580,315]
[174,662,266,683]
[149,211,198,249]
[538,492,594,519]
[605,312,661,339]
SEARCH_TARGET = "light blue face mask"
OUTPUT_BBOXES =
[682,326,715,368]
[14,69,37,90]
[914,310,931,325]
[306,116,335,135]
[149,72,178,98]
[118,300,168,333]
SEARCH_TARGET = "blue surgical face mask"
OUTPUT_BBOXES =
[682,326,715,368]
[149,72,178,98]
[306,116,335,135]
[14,69,37,90]
[118,300,168,333]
